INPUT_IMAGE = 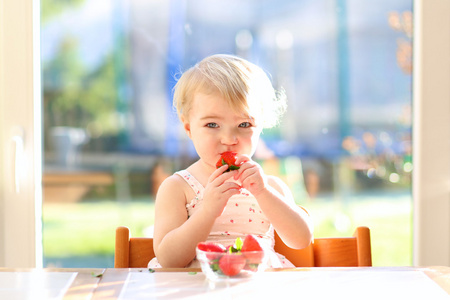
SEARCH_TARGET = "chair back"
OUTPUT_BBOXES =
[115,226,155,268]
[274,226,372,267]
[114,226,371,268]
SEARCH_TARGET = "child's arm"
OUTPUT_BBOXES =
[262,175,313,249]
[235,157,314,249]
[153,165,240,268]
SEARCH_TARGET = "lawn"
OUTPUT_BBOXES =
[43,192,412,267]
[43,200,155,267]
[306,192,412,266]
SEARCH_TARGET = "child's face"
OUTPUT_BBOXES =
[183,91,262,171]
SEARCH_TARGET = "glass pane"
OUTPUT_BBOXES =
[41,0,412,267]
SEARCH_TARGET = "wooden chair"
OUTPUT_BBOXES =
[115,226,372,268]
[274,226,372,267]
[115,226,155,268]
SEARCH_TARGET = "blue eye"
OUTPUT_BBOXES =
[239,122,252,128]
[206,123,219,128]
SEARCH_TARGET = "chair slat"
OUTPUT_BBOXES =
[129,238,155,268]
[114,226,130,268]
[353,226,372,266]
[313,238,358,267]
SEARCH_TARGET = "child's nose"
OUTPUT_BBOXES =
[221,130,237,145]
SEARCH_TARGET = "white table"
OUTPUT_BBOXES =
[1,267,449,299]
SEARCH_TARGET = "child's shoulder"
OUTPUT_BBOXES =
[157,173,190,195]
[160,173,186,188]
[155,173,193,205]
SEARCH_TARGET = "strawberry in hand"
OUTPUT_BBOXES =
[216,151,240,172]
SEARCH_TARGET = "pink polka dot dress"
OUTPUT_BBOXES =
[148,170,294,268]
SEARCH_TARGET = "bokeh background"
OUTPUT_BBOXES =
[40,0,412,267]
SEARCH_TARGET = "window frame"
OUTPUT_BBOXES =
[0,0,42,267]
[0,0,448,267]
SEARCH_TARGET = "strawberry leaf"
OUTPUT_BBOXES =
[235,237,243,251]
[228,245,239,253]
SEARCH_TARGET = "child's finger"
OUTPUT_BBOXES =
[234,155,251,166]
[234,160,255,180]
[221,181,241,192]
[208,165,235,184]
[211,164,228,177]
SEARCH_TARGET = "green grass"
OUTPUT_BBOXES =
[43,192,412,267]
[306,193,412,266]
[43,200,154,257]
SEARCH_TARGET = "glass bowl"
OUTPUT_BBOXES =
[196,246,268,281]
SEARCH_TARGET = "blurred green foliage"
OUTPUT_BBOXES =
[43,38,121,136]
[42,0,128,149]
[41,0,86,24]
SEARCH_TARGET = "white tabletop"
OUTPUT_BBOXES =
[1,267,449,299]
[118,269,449,300]
[0,270,77,300]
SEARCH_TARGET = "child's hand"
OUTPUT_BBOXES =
[202,165,241,218]
[233,155,268,196]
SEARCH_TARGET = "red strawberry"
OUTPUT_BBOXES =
[216,151,240,172]
[218,254,246,276]
[241,235,264,264]
[197,242,226,260]
[197,242,226,253]
[241,235,263,252]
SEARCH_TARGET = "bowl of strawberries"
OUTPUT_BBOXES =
[196,235,268,281]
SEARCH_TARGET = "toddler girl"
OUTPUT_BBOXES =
[150,54,313,268]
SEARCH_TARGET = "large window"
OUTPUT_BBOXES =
[41,0,412,267]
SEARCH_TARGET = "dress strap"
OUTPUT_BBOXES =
[175,170,204,196]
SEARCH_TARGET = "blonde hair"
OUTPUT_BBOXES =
[173,54,286,128]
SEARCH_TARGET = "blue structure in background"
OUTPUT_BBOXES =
[336,0,351,155]
[164,0,186,157]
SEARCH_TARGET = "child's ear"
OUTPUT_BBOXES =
[181,116,192,138]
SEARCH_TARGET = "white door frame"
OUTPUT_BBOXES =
[412,0,450,266]
[0,0,42,267]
